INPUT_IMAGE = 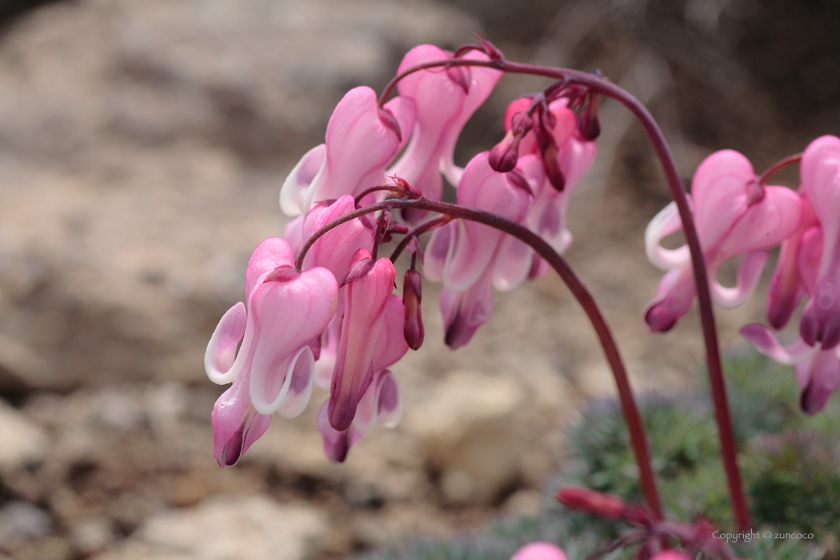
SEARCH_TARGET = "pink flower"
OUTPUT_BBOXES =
[510,542,568,560]
[205,238,338,466]
[319,284,408,462]
[644,150,802,332]
[742,324,840,414]
[796,135,840,349]
[328,249,407,431]
[388,44,502,213]
[279,87,415,216]
[424,152,533,348]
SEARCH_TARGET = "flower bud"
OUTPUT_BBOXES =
[536,125,565,191]
[578,92,601,141]
[556,486,627,519]
[403,269,424,350]
[489,113,533,173]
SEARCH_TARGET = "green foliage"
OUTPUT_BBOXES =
[359,352,836,560]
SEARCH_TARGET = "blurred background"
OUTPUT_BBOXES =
[0,0,838,558]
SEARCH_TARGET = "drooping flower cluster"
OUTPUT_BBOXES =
[644,137,840,414]
[205,42,599,465]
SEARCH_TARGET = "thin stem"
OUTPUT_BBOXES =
[758,153,802,185]
[298,198,664,520]
[389,215,451,262]
[379,54,752,531]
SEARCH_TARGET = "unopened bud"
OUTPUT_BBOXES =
[476,34,503,61]
[391,176,422,199]
[556,486,627,519]
[489,113,533,173]
[489,131,519,173]
[446,65,470,94]
[403,269,424,350]
[342,257,375,287]
[578,92,601,141]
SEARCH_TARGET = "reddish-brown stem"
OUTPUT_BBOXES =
[379,54,752,532]
[758,153,803,186]
[296,197,664,520]
[389,214,452,262]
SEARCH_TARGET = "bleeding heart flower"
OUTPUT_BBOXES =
[644,150,802,332]
[205,238,338,466]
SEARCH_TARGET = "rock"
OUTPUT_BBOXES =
[0,399,47,470]
[0,501,52,545]
[96,495,329,560]
[71,517,115,556]
[406,370,526,503]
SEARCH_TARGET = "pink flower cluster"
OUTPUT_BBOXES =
[644,136,840,414]
[205,44,598,465]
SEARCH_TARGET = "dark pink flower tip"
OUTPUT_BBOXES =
[510,542,568,560]
[489,131,520,173]
[800,349,840,414]
[211,377,271,467]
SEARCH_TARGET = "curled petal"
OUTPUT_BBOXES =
[352,369,402,434]
[645,201,690,271]
[205,302,248,385]
[740,324,817,365]
[710,250,768,308]
[280,144,326,217]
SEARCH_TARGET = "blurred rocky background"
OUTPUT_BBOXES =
[0,0,838,559]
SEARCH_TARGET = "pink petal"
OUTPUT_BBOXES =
[740,324,817,365]
[316,400,363,464]
[304,87,403,210]
[716,185,802,257]
[510,542,569,560]
[440,275,494,349]
[423,219,457,282]
[248,267,338,415]
[329,253,395,431]
[244,237,295,302]
[280,144,326,216]
[301,195,374,279]
[205,302,248,385]
[800,349,840,414]
[643,267,695,332]
[690,150,756,249]
[444,153,531,292]
[645,201,691,270]
[212,374,271,467]
[710,250,768,308]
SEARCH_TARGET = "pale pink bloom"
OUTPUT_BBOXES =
[279,87,415,216]
[796,135,840,349]
[328,250,408,431]
[510,542,568,560]
[205,238,338,465]
[424,152,533,347]
[388,44,502,210]
[742,323,840,414]
[644,150,802,332]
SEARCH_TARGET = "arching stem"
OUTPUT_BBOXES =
[379,54,751,531]
[758,153,802,186]
[297,197,664,520]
